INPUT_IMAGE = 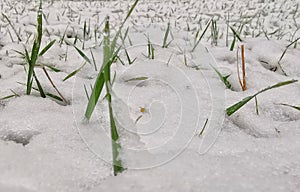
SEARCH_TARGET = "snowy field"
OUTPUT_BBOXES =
[0,0,300,191]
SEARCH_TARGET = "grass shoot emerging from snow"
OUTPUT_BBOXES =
[226,79,298,116]
[84,0,139,176]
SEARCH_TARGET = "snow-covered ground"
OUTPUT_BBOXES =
[0,0,300,191]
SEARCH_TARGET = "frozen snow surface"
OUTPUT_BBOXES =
[0,0,300,191]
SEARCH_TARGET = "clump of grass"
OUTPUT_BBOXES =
[22,0,66,104]
[226,79,298,116]
[26,0,43,95]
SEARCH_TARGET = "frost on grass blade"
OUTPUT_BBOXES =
[226,80,298,116]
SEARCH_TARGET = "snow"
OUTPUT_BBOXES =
[0,0,300,191]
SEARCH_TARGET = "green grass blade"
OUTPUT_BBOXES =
[90,48,97,71]
[226,95,253,116]
[162,22,170,48]
[39,39,56,56]
[63,62,86,81]
[111,0,139,53]
[0,94,16,101]
[74,46,91,64]
[280,103,300,111]
[45,65,61,72]
[226,79,298,116]
[229,26,243,42]
[33,71,46,98]
[2,13,22,42]
[210,65,232,89]
[26,1,43,95]
[192,19,212,52]
[125,76,148,82]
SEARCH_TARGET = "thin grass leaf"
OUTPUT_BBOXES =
[279,103,300,111]
[59,24,69,46]
[125,48,136,65]
[74,46,91,64]
[63,62,86,81]
[135,115,143,124]
[82,20,87,50]
[255,96,259,115]
[83,84,90,100]
[45,65,61,72]
[46,92,64,102]
[162,22,171,48]
[11,49,25,57]
[2,13,22,42]
[125,76,148,82]
[39,39,56,56]
[17,82,63,102]
[90,48,97,71]
[33,71,46,98]
[111,0,139,53]
[198,118,208,136]
[0,94,16,101]
[192,19,212,52]
[26,0,43,95]
[210,65,232,89]
[229,26,242,42]
[226,79,298,116]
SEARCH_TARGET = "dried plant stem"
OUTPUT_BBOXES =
[42,67,68,104]
[237,44,247,91]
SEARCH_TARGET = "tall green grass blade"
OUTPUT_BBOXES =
[226,79,298,116]
[26,0,43,95]
[84,47,120,119]
[39,39,56,56]
[192,19,212,52]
